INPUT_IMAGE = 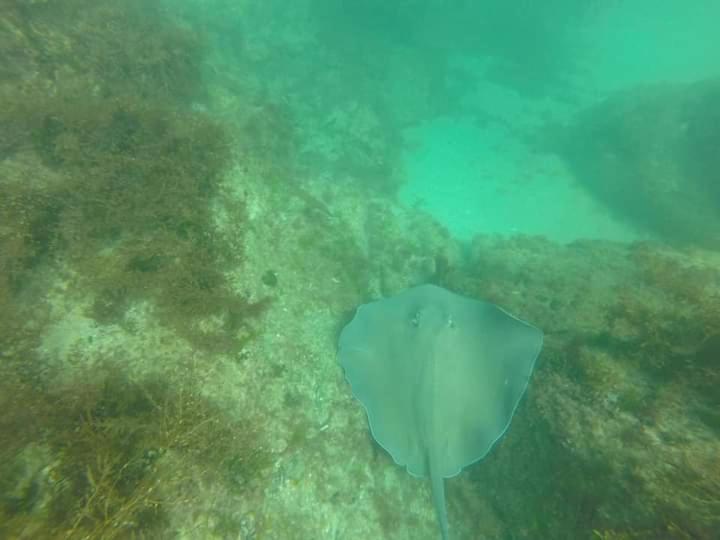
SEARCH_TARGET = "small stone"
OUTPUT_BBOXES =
[261,270,278,287]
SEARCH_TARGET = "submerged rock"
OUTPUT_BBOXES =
[557,79,720,248]
[442,235,720,539]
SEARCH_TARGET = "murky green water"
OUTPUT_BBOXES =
[1,2,718,539]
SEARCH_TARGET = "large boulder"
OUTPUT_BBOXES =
[558,79,720,247]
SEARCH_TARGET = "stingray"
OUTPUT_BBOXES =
[338,284,543,540]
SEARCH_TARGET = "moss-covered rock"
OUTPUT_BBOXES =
[440,236,720,539]
[557,79,720,247]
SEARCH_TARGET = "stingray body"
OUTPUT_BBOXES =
[338,284,543,540]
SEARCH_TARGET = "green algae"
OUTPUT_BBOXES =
[439,237,720,539]
[2,1,720,539]
[0,1,274,537]
[0,359,269,539]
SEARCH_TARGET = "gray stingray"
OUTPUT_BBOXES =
[338,284,543,540]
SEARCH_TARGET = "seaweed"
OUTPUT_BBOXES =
[0,0,271,353]
[0,87,269,351]
[0,359,269,539]
[0,1,279,537]
[0,0,207,104]
[607,245,720,385]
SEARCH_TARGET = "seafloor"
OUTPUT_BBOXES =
[1,2,718,539]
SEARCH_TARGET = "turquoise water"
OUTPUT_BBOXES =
[210,0,720,245]
[2,2,719,539]
[396,2,719,243]
[400,113,637,243]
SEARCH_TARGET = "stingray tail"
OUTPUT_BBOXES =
[429,461,449,540]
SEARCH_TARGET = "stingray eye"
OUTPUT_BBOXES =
[447,316,455,329]
[410,310,421,327]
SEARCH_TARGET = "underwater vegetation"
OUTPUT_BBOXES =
[2,1,719,538]
[438,236,720,539]
[0,358,269,539]
[0,0,206,103]
[0,0,269,353]
[0,1,274,537]
[555,79,720,248]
